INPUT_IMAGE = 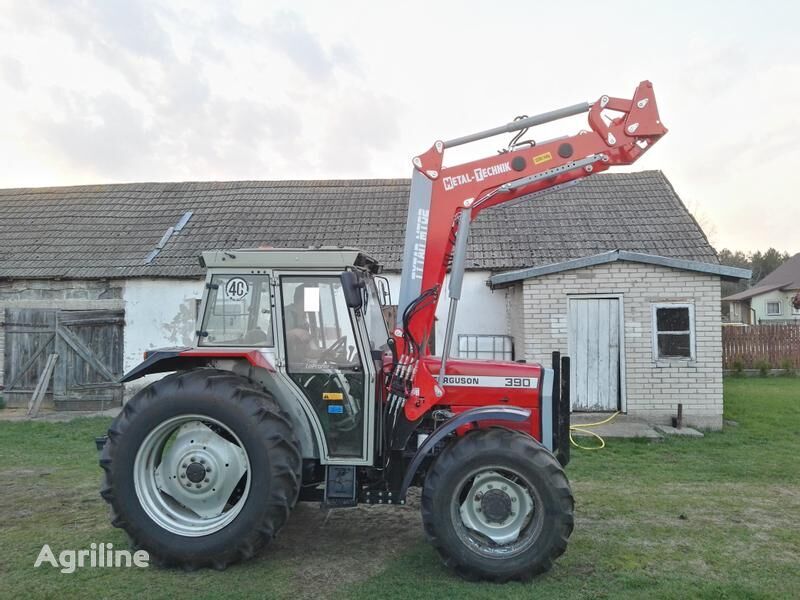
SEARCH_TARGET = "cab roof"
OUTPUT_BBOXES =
[200,247,382,273]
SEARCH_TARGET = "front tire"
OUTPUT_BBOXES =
[421,428,574,582]
[99,369,301,570]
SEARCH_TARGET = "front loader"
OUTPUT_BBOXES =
[98,82,667,581]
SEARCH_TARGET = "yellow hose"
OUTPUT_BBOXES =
[569,412,619,450]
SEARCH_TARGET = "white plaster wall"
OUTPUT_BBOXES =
[119,272,510,398]
[122,279,205,373]
[121,272,507,372]
[382,271,510,355]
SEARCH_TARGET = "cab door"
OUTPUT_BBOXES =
[278,274,374,463]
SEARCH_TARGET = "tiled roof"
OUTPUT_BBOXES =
[0,170,718,279]
[723,282,787,301]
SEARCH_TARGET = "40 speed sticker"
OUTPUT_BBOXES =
[224,277,249,301]
[440,375,538,389]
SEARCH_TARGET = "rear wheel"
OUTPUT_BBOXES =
[100,369,301,569]
[421,428,574,582]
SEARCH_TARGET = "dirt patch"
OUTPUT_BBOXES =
[0,408,121,422]
[263,489,425,598]
[0,468,99,531]
[0,462,427,597]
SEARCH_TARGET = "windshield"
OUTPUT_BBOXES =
[364,278,390,352]
[199,274,273,346]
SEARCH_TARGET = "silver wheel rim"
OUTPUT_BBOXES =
[451,467,544,558]
[133,414,251,537]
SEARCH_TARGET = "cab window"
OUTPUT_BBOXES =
[199,275,273,346]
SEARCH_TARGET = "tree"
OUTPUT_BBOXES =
[717,247,792,300]
[718,249,752,298]
[717,249,750,271]
[749,248,791,284]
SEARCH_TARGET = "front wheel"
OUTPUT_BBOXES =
[421,428,574,582]
[99,369,302,570]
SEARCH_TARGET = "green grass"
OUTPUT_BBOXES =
[1,378,798,599]
[347,378,800,599]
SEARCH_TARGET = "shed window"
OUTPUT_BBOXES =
[458,334,514,361]
[766,301,782,316]
[652,304,694,360]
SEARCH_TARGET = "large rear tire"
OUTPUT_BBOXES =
[421,428,574,582]
[100,369,301,570]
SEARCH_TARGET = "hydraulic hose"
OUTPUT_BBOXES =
[569,412,620,450]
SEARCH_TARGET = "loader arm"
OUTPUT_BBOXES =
[392,80,667,421]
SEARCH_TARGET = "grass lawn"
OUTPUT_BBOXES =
[1,377,798,599]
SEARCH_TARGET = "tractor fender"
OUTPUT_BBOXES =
[399,405,531,500]
[120,348,274,383]
[120,348,320,460]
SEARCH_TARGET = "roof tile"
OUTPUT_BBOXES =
[0,171,717,279]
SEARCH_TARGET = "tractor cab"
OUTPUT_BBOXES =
[197,248,391,464]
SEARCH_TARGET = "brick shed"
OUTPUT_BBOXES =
[491,252,749,430]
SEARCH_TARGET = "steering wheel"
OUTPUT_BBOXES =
[319,335,349,363]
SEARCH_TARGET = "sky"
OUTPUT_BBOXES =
[0,0,798,254]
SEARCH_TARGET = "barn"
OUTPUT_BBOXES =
[0,171,749,428]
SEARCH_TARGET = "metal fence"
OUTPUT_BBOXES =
[722,323,800,369]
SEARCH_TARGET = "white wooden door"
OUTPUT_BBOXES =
[569,298,620,411]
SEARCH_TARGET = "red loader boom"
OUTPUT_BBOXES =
[392,81,667,421]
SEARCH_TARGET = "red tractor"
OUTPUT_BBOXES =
[98,82,666,581]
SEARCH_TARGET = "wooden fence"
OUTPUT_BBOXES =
[722,324,800,369]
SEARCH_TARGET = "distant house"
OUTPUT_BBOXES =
[0,171,749,429]
[723,253,800,324]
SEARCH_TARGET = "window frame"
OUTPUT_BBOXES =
[766,300,782,316]
[457,334,515,361]
[363,278,390,352]
[279,275,360,361]
[277,272,373,464]
[198,273,275,347]
[651,303,695,361]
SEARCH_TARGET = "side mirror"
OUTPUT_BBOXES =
[340,271,364,309]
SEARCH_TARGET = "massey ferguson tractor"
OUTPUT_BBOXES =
[98,82,666,581]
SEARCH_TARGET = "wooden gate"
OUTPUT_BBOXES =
[3,309,124,410]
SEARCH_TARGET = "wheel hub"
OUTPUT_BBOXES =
[151,420,248,520]
[459,470,534,545]
[481,488,513,523]
[185,462,207,483]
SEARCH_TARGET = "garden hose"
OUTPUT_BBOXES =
[569,412,620,450]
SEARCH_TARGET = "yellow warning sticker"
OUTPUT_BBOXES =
[533,152,553,165]
[322,392,344,401]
